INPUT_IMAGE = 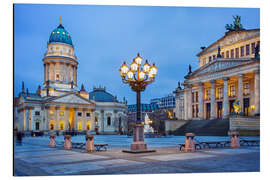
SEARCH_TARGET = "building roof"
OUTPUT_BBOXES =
[48,23,73,46]
[128,103,159,112]
[196,29,260,57]
[89,87,117,102]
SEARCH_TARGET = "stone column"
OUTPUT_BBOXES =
[184,84,192,120]
[74,108,78,130]
[101,110,105,132]
[52,63,56,81]
[73,66,76,85]
[55,107,59,130]
[223,77,229,117]
[210,80,216,119]
[23,108,26,131]
[238,74,244,112]
[65,107,69,130]
[254,70,260,115]
[44,64,46,83]
[198,83,204,119]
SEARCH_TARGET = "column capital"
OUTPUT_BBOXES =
[222,77,229,81]
[238,74,244,78]
[198,82,204,86]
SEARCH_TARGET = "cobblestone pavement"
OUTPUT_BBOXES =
[14,141,260,176]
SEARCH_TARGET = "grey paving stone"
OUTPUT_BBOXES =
[40,161,104,175]
[201,148,260,155]
[15,150,78,158]
[95,159,144,167]
[140,153,216,161]
[21,153,108,164]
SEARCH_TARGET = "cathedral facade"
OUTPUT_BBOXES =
[15,21,128,134]
[174,22,260,122]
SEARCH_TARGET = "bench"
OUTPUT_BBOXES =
[94,144,108,151]
[200,141,231,149]
[178,143,202,151]
[240,140,260,146]
[72,142,85,149]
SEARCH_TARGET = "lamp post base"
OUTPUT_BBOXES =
[122,124,156,153]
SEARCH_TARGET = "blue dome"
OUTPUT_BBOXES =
[89,88,116,102]
[48,24,73,46]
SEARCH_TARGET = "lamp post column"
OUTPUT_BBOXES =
[136,90,141,123]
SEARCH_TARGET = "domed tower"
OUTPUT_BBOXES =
[41,18,78,97]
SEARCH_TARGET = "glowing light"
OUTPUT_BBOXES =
[150,63,157,75]
[139,69,145,80]
[130,60,138,72]
[127,71,134,79]
[143,60,151,73]
[134,53,143,65]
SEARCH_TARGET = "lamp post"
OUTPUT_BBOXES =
[120,53,157,152]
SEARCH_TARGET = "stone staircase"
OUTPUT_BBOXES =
[172,119,230,136]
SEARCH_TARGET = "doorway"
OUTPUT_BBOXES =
[206,103,211,119]
[217,102,223,119]
[244,98,250,116]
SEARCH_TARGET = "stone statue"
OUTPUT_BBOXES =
[177,81,182,90]
[225,15,245,32]
[255,43,260,59]
[22,81,25,93]
[71,81,74,89]
[188,64,192,74]
[80,84,85,91]
[217,46,222,58]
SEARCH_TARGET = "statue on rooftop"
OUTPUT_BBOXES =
[255,42,260,59]
[225,15,245,32]
[188,64,192,74]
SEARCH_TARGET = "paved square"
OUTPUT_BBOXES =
[15,150,78,158]
[40,161,104,175]
[21,153,108,164]
[201,148,260,155]
[140,153,216,161]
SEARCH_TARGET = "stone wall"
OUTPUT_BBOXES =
[229,115,260,133]
[165,120,188,134]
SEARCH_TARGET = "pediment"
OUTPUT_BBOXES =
[197,29,259,56]
[48,93,93,105]
[188,59,253,78]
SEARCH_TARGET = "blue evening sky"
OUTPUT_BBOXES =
[14,4,260,104]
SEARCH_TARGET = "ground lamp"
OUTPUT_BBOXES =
[120,53,157,153]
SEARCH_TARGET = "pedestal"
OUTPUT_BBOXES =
[230,131,240,148]
[122,124,156,153]
[184,133,195,152]
[85,135,95,152]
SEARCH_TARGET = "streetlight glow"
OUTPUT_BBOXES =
[130,60,138,72]
[143,60,151,73]
[134,53,143,65]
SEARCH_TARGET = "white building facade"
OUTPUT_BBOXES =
[15,21,128,134]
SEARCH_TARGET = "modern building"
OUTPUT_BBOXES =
[14,20,128,134]
[150,94,176,109]
[174,18,260,121]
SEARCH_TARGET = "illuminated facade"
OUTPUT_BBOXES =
[175,27,260,120]
[15,20,127,134]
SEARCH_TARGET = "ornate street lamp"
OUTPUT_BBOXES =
[120,53,157,152]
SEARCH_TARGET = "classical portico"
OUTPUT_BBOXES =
[183,58,260,120]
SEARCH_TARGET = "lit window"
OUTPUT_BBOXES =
[49,121,54,130]
[49,110,54,115]
[52,32,55,34]
[78,122,82,130]
[56,74,60,81]
[244,82,250,95]
[60,121,64,130]
[62,32,65,35]
[59,111,64,116]
[87,121,91,130]
[229,85,236,97]
[57,31,60,34]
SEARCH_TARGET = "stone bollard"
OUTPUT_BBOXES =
[85,134,95,152]
[64,135,72,150]
[230,131,240,148]
[49,134,56,148]
[184,133,195,152]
